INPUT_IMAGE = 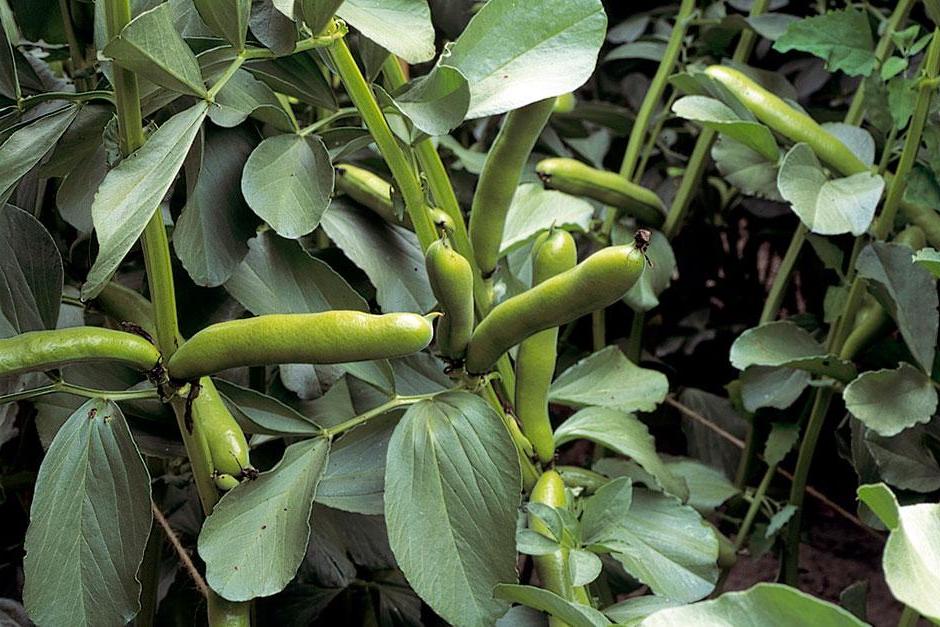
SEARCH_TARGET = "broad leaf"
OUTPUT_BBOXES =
[549,346,669,414]
[385,65,470,137]
[580,477,633,543]
[672,96,779,161]
[554,407,687,500]
[215,379,320,435]
[711,137,782,201]
[316,413,397,515]
[297,0,345,36]
[763,422,800,467]
[777,143,884,236]
[774,9,876,77]
[604,596,682,625]
[500,184,594,256]
[865,421,940,493]
[856,241,939,373]
[194,0,251,50]
[242,133,333,239]
[200,437,330,601]
[385,391,520,626]
[246,54,337,110]
[23,399,152,627]
[84,102,208,299]
[319,199,434,314]
[209,69,294,131]
[104,3,207,98]
[0,204,63,338]
[844,363,937,437]
[225,231,395,393]
[337,0,435,64]
[175,126,257,287]
[730,321,856,382]
[226,230,366,314]
[639,583,867,626]
[601,489,719,603]
[912,247,940,278]
[0,105,78,200]
[444,0,608,118]
[857,484,940,623]
[664,457,739,513]
[739,366,810,412]
[494,584,611,627]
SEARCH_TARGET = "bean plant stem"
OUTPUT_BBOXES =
[0,381,160,404]
[58,0,90,92]
[592,0,698,353]
[897,606,920,627]
[17,90,115,111]
[104,2,249,623]
[734,462,775,551]
[329,34,437,251]
[618,0,697,183]
[319,394,430,438]
[379,56,517,404]
[782,26,940,586]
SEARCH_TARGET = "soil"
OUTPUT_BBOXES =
[724,504,907,626]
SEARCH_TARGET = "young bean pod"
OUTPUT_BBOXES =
[335,163,411,228]
[536,158,666,227]
[528,470,591,614]
[0,326,161,378]
[515,230,577,463]
[468,98,557,277]
[425,239,475,359]
[465,233,648,373]
[167,311,434,381]
[192,377,254,485]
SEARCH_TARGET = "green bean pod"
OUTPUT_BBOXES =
[704,66,869,176]
[192,377,254,481]
[705,65,940,247]
[0,326,161,378]
[95,282,158,338]
[425,239,474,359]
[469,98,557,277]
[536,158,666,227]
[529,470,574,607]
[335,163,411,228]
[465,234,648,373]
[515,230,577,463]
[167,311,434,380]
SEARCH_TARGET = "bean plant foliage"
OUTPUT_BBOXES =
[1,0,940,626]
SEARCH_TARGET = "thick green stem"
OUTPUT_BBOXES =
[380,56,518,404]
[329,35,437,251]
[105,1,248,623]
[619,0,697,182]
